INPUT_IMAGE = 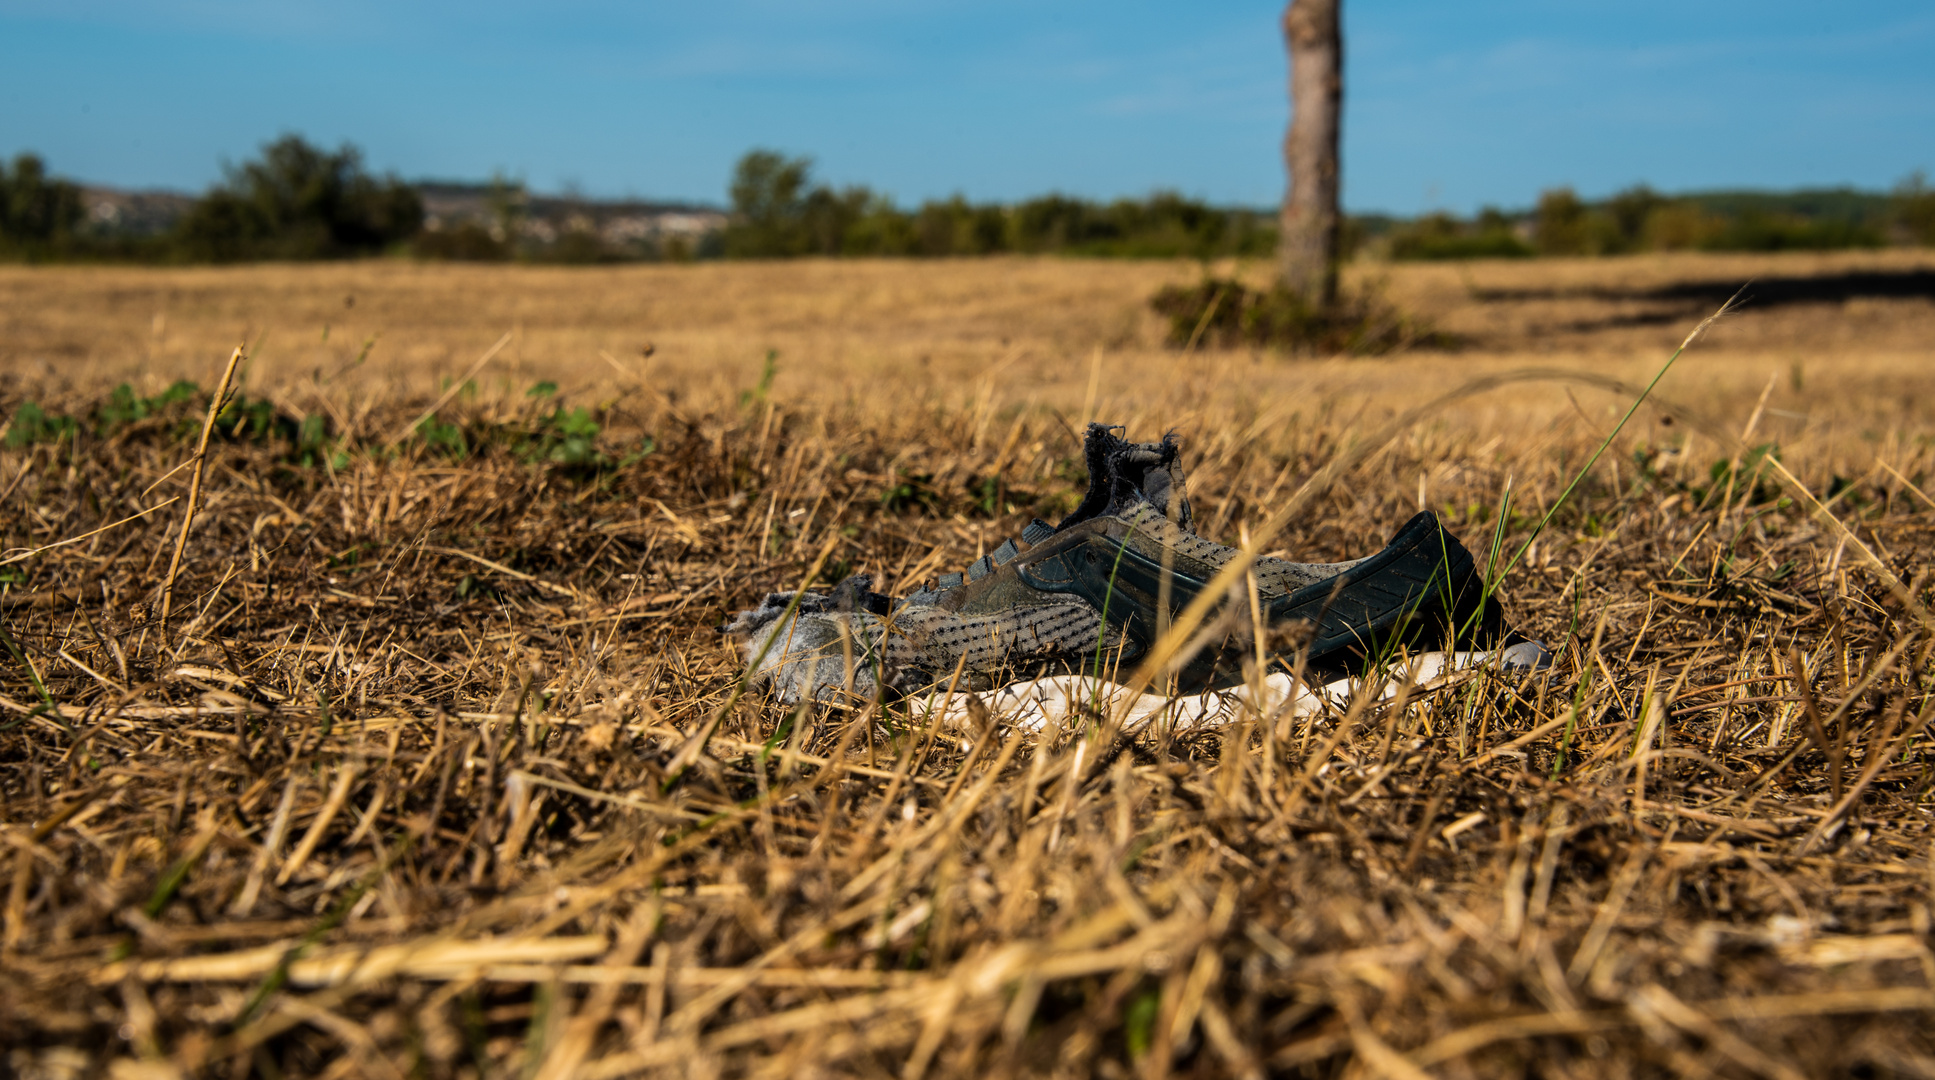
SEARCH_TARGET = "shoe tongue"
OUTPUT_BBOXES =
[1057,423,1195,533]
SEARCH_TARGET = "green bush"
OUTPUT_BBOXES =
[1700,212,1882,252]
[1529,184,1889,256]
[1602,186,1667,253]
[1535,188,1592,255]
[1641,202,1722,250]
[1386,210,1532,260]
[1899,173,1935,245]
[724,151,815,257]
[545,229,626,265]
[176,135,423,261]
[0,154,84,259]
[913,197,1008,255]
[719,150,1275,260]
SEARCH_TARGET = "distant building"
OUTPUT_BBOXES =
[416,182,725,256]
[74,180,724,258]
[80,188,196,237]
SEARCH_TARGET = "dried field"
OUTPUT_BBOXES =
[3,250,1935,1078]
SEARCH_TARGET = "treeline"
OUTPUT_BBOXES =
[0,140,1272,264]
[8,135,1935,265]
[720,150,1274,259]
[1377,179,1935,260]
[2,138,421,263]
[0,154,87,261]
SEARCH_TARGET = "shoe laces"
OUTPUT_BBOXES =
[934,519,1057,590]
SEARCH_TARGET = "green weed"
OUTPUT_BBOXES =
[93,380,198,435]
[739,350,779,408]
[3,402,77,447]
[416,417,470,461]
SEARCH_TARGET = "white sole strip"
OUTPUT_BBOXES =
[908,643,1547,734]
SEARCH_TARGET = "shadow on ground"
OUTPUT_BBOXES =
[1472,268,1935,332]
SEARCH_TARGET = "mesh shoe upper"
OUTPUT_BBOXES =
[728,423,1523,704]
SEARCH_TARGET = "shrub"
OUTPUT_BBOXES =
[1700,212,1882,252]
[1899,173,1935,245]
[1148,277,1455,356]
[0,154,84,258]
[914,197,1007,256]
[1535,188,1592,255]
[724,150,815,257]
[1009,195,1108,253]
[175,135,423,261]
[1382,184,1899,261]
[544,229,625,265]
[719,150,1276,260]
[1385,210,1532,260]
[1602,186,1667,253]
[1641,202,1722,250]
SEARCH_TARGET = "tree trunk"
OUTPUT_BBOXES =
[1279,0,1342,309]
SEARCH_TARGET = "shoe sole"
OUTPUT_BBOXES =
[912,642,1553,733]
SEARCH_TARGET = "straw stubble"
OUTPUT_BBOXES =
[2,253,1934,1077]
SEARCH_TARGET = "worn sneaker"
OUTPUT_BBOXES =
[728,424,1547,704]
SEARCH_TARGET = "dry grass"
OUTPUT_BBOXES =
[3,251,1935,1078]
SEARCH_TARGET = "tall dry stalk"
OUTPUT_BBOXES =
[157,343,243,633]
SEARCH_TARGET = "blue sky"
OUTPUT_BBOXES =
[3,1,1932,215]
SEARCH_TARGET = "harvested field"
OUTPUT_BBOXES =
[2,251,1934,1078]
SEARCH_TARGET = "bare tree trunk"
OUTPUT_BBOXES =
[1279,0,1342,309]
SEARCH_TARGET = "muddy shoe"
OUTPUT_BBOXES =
[729,424,1547,704]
